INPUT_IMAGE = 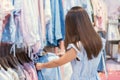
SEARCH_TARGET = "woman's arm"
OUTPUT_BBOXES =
[36,48,77,70]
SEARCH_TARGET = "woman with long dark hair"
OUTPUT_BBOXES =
[36,6,102,80]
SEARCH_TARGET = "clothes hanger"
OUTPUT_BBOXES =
[8,54,18,65]
[21,51,32,63]
[0,58,8,71]
[9,54,20,65]
[20,52,29,63]
[16,52,25,65]
[14,56,22,65]
[9,46,24,65]
[2,57,11,68]
[6,55,18,69]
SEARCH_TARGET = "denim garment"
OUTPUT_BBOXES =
[67,42,102,80]
[36,53,62,80]
[9,12,16,43]
[97,35,106,72]
[7,0,16,43]
[50,0,62,46]
[14,16,23,44]
[1,0,13,42]
[97,50,106,72]
[46,20,54,45]
[45,0,54,45]
[1,17,11,42]
[58,0,65,40]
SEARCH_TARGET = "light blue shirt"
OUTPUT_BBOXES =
[67,42,102,80]
[36,53,61,80]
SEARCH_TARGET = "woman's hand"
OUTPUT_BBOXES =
[36,63,44,70]
[35,48,77,69]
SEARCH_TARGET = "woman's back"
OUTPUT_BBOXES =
[67,42,102,80]
[36,6,103,80]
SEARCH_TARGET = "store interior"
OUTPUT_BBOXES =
[0,0,120,80]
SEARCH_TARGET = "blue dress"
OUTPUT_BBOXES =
[67,42,102,80]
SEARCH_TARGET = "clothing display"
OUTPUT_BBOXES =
[0,0,120,80]
[0,44,38,80]
[1,0,119,46]
[0,60,38,80]
[0,0,109,49]
[1,0,65,51]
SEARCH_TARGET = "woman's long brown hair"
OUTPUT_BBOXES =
[65,6,102,59]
